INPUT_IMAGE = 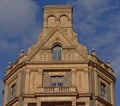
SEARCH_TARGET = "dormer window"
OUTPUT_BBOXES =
[52,45,62,61]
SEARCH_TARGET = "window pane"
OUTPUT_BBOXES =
[10,84,16,99]
[58,83,63,86]
[52,45,62,61]
[50,76,64,87]
[51,83,57,86]
[100,82,107,99]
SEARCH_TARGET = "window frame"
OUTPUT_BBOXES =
[98,77,111,101]
[52,45,62,61]
[50,76,64,87]
[100,82,107,100]
[10,83,16,99]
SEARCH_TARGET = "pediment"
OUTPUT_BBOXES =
[26,27,89,62]
[40,28,74,48]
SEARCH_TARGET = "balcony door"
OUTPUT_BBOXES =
[50,76,64,87]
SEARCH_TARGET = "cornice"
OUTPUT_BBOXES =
[78,93,92,98]
[25,61,89,65]
[5,97,19,106]
[35,92,77,97]
[22,92,77,98]
[95,96,114,106]
[89,61,116,82]
[44,5,72,7]
[3,62,25,82]
[44,5,72,10]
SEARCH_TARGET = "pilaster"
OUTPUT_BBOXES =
[24,69,30,94]
[38,69,43,87]
[16,71,22,96]
[3,84,9,106]
[72,97,76,106]
[37,101,41,106]
[110,83,115,105]
[24,102,28,106]
[71,68,76,86]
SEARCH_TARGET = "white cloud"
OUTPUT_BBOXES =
[68,0,120,79]
[69,0,120,48]
[0,0,39,36]
[88,31,119,48]
[0,39,19,52]
[0,0,41,53]
[71,0,113,19]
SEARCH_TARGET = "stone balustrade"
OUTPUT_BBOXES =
[36,86,76,93]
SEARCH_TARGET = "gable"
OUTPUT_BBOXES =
[41,29,74,47]
[26,27,89,62]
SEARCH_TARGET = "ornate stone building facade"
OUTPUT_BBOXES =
[3,5,116,106]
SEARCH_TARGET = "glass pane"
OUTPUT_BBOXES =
[58,83,63,86]
[10,84,16,99]
[50,76,63,87]
[100,82,107,99]
[52,45,62,61]
[51,83,57,86]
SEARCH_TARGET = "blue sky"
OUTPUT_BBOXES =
[0,0,120,105]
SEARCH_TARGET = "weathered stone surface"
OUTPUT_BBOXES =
[3,5,116,106]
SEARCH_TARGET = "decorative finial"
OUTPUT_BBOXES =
[107,60,111,67]
[8,61,12,65]
[21,49,24,53]
[18,49,24,58]
[7,61,12,69]
[91,48,96,56]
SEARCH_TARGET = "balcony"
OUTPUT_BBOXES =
[36,86,76,94]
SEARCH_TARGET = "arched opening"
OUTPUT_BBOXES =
[60,15,68,23]
[60,15,68,27]
[47,15,56,27]
[52,45,62,61]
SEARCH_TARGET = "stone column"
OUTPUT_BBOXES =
[23,102,28,106]
[24,69,30,94]
[37,101,41,106]
[72,97,76,106]
[37,97,42,106]
[110,83,115,105]
[71,69,76,86]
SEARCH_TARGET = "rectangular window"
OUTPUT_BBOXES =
[50,76,64,87]
[10,84,16,99]
[100,82,107,100]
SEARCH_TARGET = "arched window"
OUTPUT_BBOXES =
[52,45,62,61]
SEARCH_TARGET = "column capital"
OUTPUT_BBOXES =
[38,69,43,73]
[26,69,30,74]
[71,68,76,72]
